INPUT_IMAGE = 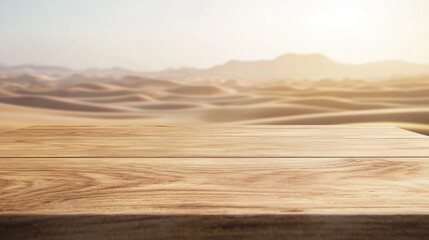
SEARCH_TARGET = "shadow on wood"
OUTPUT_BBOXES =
[1,214,429,240]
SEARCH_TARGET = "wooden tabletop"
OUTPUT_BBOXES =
[1,125,428,239]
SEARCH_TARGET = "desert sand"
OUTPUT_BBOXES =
[1,73,429,136]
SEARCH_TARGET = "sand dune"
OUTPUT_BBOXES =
[283,97,403,110]
[132,102,202,110]
[114,76,182,89]
[210,96,280,106]
[285,88,429,98]
[40,88,138,98]
[159,93,251,102]
[0,96,128,112]
[247,108,429,136]
[356,97,429,105]
[1,74,429,136]
[0,89,15,96]
[168,84,231,95]
[85,94,155,103]
[156,53,429,80]
[196,104,338,122]
[73,83,123,91]
[249,107,429,125]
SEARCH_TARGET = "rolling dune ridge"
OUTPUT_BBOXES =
[1,74,429,135]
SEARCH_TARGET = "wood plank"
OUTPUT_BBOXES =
[1,137,429,157]
[1,157,428,215]
[1,157,428,239]
[1,125,429,239]
[2,125,425,138]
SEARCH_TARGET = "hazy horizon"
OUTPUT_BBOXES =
[2,0,429,136]
[1,0,429,71]
[2,52,429,72]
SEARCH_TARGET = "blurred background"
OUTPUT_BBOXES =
[1,0,429,135]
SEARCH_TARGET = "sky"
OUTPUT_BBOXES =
[0,0,429,71]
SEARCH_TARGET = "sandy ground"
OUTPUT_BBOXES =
[1,74,429,135]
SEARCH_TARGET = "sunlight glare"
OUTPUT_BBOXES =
[308,0,370,31]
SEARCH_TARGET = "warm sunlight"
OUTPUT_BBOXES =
[1,0,429,135]
[308,0,370,31]
[1,1,429,238]
[1,0,429,69]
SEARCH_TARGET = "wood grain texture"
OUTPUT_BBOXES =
[1,137,429,157]
[2,125,425,138]
[1,157,428,215]
[1,125,429,239]
[1,125,428,158]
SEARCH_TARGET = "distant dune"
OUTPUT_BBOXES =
[86,94,155,103]
[1,58,429,136]
[0,89,15,97]
[154,53,429,80]
[0,96,127,112]
[168,85,231,95]
[3,53,429,81]
[249,107,429,125]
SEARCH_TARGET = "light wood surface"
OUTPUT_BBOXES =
[2,137,429,157]
[1,157,429,215]
[1,125,429,239]
[2,124,426,138]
